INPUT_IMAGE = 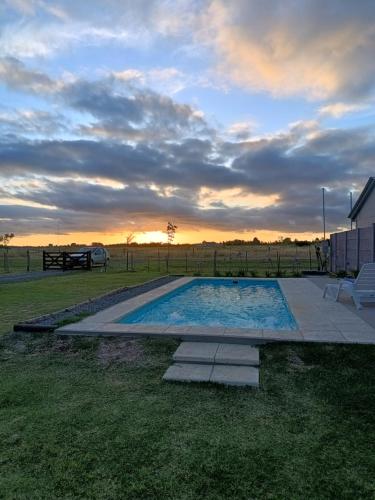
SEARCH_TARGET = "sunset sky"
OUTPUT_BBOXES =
[1,0,375,245]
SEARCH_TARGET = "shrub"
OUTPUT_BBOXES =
[336,270,347,278]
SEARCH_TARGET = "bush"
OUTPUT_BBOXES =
[225,271,233,277]
[336,270,347,278]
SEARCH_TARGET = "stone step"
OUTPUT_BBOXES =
[163,362,259,388]
[173,342,218,363]
[173,341,259,366]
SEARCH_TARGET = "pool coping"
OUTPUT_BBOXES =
[56,277,375,345]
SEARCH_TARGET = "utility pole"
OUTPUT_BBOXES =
[322,187,326,240]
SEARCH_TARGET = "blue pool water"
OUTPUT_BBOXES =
[118,279,297,330]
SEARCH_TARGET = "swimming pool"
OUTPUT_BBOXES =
[118,278,297,330]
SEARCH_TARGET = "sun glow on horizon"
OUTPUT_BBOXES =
[135,231,167,244]
[11,228,324,247]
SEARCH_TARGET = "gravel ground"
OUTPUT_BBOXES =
[14,275,181,332]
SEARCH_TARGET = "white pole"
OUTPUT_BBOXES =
[322,187,326,240]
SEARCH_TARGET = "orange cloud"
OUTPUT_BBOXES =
[203,0,375,100]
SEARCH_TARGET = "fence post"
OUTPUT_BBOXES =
[213,250,217,275]
[185,253,188,273]
[43,251,46,271]
[26,250,30,272]
[4,250,9,273]
[276,251,280,275]
[157,249,161,272]
[373,224,375,262]
[147,256,150,272]
[126,251,129,271]
[62,252,67,271]
[166,255,169,274]
[130,252,134,271]
[344,231,348,272]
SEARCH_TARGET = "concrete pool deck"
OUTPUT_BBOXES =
[56,277,375,345]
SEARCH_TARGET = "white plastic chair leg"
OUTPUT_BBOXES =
[352,293,363,310]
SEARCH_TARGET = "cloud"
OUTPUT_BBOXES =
[202,0,375,100]
[0,57,56,93]
[227,121,256,141]
[0,107,68,137]
[0,57,212,142]
[318,102,368,118]
[4,1,375,103]
[0,55,373,239]
[1,119,374,236]
[71,83,212,141]
[0,175,354,236]
[0,0,197,58]
[112,69,144,83]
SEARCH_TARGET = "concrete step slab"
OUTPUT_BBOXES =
[210,365,259,387]
[163,362,259,387]
[173,342,219,363]
[173,341,259,366]
[163,363,213,383]
[215,344,259,366]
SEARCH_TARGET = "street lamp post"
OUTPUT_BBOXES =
[322,187,326,240]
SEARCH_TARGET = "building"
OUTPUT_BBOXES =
[349,177,375,229]
[330,177,375,272]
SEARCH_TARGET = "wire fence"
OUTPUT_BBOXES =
[1,244,321,277]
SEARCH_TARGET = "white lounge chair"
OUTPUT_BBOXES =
[323,262,375,309]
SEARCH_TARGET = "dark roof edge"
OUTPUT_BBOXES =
[348,177,375,220]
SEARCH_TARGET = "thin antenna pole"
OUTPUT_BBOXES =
[322,187,326,240]
[350,191,353,230]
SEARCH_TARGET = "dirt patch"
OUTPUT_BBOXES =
[97,338,144,365]
[0,332,81,357]
[287,349,316,371]
[32,336,80,357]
[50,338,74,353]
[288,352,305,367]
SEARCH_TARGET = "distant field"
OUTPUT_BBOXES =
[1,244,320,276]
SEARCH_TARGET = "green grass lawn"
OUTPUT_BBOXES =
[1,271,375,498]
[0,269,163,336]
